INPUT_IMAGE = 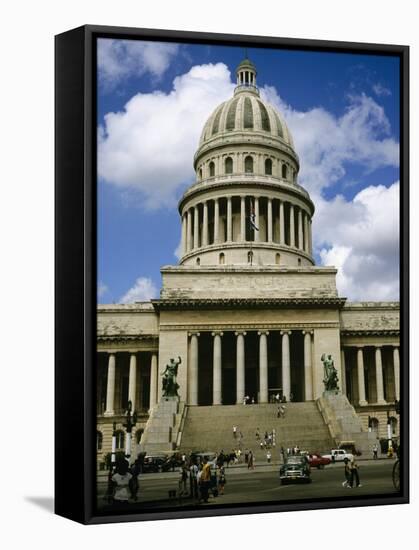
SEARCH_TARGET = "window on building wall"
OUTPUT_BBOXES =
[209,161,215,177]
[265,158,272,175]
[247,251,253,264]
[196,257,200,266]
[199,168,203,180]
[115,430,125,450]
[389,416,398,435]
[282,164,288,179]
[219,253,225,265]
[275,253,281,265]
[245,155,253,173]
[298,258,301,266]
[96,430,103,451]
[370,418,379,435]
[225,156,233,174]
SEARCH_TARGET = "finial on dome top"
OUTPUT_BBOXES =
[235,52,258,95]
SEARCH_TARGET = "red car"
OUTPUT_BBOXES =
[307,453,331,469]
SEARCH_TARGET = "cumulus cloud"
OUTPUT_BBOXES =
[97,281,109,299]
[98,39,179,89]
[98,63,235,208]
[317,182,399,300]
[260,86,399,196]
[120,277,158,303]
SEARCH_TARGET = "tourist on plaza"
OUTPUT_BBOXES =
[111,459,133,506]
[342,457,351,487]
[349,456,362,488]
[281,446,286,463]
[255,428,260,440]
[179,464,189,496]
[266,450,272,463]
[233,425,237,438]
[260,440,264,450]
[129,457,142,501]
[200,458,212,503]
[218,466,226,495]
[248,450,255,469]
[373,443,379,459]
[251,397,255,404]
[245,449,249,464]
[275,392,280,403]
[189,461,199,499]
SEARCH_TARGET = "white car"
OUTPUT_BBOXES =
[322,449,354,462]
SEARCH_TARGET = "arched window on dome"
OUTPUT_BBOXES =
[209,161,215,177]
[225,157,233,174]
[265,158,272,175]
[219,253,225,265]
[196,257,201,266]
[199,168,203,180]
[245,156,254,174]
[275,253,281,265]
[282,164,288,179]
[298,258,302,266]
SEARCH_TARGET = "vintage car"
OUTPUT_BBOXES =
[141,454,170,473]
[279,455,311,484]
[307,453,331,469]
[322,449,354,462]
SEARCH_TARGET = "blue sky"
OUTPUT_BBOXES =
[97,39,400,304]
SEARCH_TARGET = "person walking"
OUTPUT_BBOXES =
[349,456,362,488]
[373,443,378,460]
[266,450,272,464]
[200,458,212,503]
[111,459,133,507]
[178,464,189,496]
[233,425,237,439]
[189,461,199,499]
[244,449,249,464]
[342,457,351,487]
[255,428,260,441]
[248,450,255,470]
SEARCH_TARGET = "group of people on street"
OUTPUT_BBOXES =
[105,455,142,507]
[342,456,362,488]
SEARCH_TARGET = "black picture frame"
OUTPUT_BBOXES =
[55,24,409,525]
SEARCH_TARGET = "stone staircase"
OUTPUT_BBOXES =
[179,402,335,461]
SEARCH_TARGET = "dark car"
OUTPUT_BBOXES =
[279,455,311,484]
[141,454,169,473]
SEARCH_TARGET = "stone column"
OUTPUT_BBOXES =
[340,348,347,396]
[309,220,313,255]
[267,198,273,242]
[303,331,313,401]
[227,196,233,242]
[254,197,259,242]
[105,353,116,416]
[279,200,285,245]
[235,331,246,404]
[181,214,187,256]
[214,199,219,244]
[187,209,192,252]
[304,212,309,253]
[356,347,368,406]
[202,201,208,247]
[149,353,158,410]
[212,332,223,405]
[193,205,199,249]
[189,333,200,405]
[375,346,386,404]
[258,331,269,403]
[298,207,303,250]
[289,204,295,247]
[240,196,246,241]
[128,353,137,410]
[281,331,291,401]
[393,346,400,401]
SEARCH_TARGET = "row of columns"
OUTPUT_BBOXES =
[182,197,312,255]
[103,352,158,416]
[188,330,313,406]
[341,345,400,406]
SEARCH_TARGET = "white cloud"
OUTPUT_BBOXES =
[372,82,391,97]
[97,281,108,299]
[98,63,235,209]
[261,86,399,196]
[317,182,399,300]
[98,39,179,89]
[120,277,158,303]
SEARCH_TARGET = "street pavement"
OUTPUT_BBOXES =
[97,458,398,511]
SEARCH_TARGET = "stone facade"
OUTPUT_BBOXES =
[96,58,400,465]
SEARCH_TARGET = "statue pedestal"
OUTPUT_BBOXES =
[323,389,339,397]
[139,399,185,455]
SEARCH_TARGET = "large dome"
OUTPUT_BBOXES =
[198,92,295,150]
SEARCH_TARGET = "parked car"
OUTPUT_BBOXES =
[279,455,311,484]
[307,453,331,469]
[142,454,169,473]
[322,449,354,462]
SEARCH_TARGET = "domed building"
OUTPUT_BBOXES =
[96,58,400,464]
